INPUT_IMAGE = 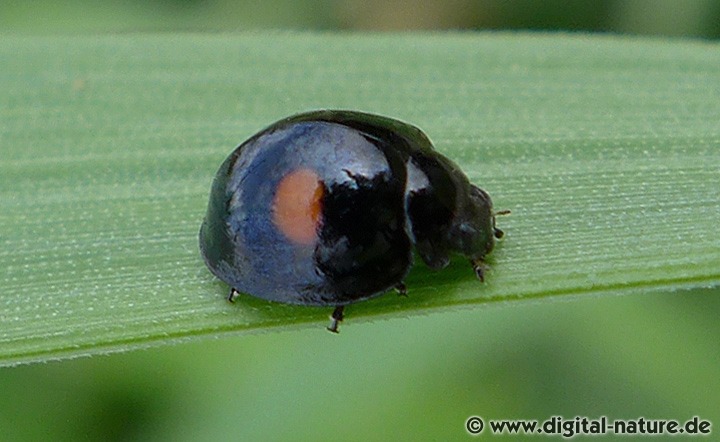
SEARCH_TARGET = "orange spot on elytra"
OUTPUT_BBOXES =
[272,169,324,245]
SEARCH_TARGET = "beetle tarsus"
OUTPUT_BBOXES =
[394,282,408,297]
[471,259,487,282]
[327,306,345,333]
[227,288,240,303]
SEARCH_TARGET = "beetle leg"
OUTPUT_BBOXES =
[394,282,408,297]
[470,259,487,282]
[227,288,240,303]
[327,306,345,333]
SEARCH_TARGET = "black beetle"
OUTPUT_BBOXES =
[199,110,505,332]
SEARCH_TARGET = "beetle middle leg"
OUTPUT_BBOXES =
[470,258,488,282]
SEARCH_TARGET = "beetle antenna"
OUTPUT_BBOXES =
[492,209,510,239]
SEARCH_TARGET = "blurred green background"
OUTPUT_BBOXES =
[3,1,719,441]
[2,0,720,37]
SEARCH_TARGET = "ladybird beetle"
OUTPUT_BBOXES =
[199,110,505,332]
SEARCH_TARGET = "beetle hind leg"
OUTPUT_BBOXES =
[227,288,241,302]
[327,306,345,333]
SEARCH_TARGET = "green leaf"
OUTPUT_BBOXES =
[1,33,719,366]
